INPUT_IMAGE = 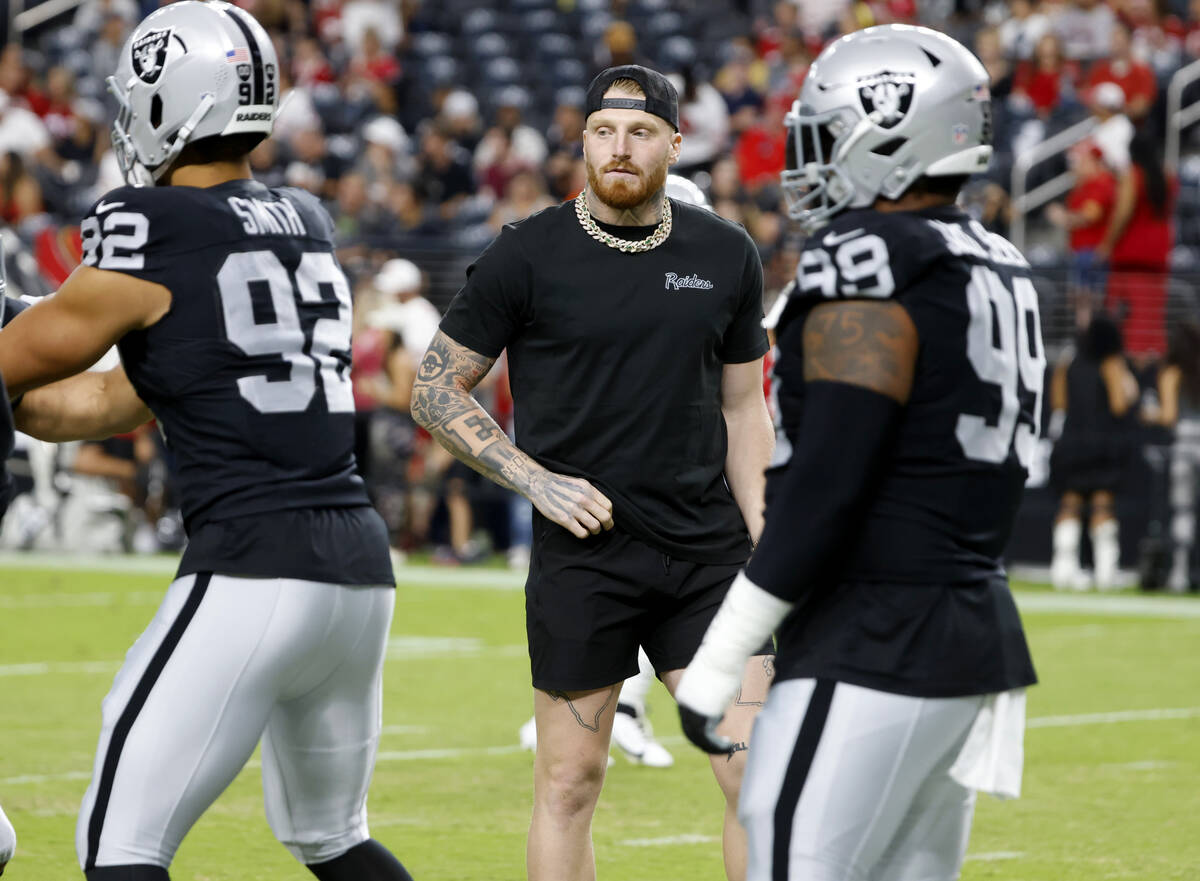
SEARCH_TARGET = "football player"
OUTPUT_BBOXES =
[676,25,1041,881]
[0,283,15,881]
[0,4,413,880]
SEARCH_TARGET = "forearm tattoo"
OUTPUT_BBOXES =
[411,332,538,495]
[547,686,619,733]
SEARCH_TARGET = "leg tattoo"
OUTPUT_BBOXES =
[547,686,619,733]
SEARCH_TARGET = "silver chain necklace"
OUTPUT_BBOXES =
[575,190,672,253]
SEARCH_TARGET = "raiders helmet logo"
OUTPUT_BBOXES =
[131,28,172,85]
[858,71,915,129]
[237,63,252,82]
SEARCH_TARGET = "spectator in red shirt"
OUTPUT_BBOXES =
[1047,141,1117,308]
[1101,131,1176,359]
[1085,21,1157,123]
[733,95,789,192]
[1013,32,1079,117]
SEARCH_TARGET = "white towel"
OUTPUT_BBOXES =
[949,688,1027,799]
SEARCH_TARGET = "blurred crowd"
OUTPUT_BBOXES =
[1,0,1199,581]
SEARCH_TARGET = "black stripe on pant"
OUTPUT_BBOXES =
[773,679,836,881]
[84,573,212,871]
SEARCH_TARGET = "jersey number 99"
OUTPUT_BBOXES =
[216,250,355,415]
[957,266,1045,469]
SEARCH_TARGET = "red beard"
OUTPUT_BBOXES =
[586,158,669,211]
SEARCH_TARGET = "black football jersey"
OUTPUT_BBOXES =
[2,296,28,328]
[79,180,391,584]
[768,205,1040,696]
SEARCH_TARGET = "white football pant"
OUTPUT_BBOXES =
[77,573,394,871]
[740,679,986,881]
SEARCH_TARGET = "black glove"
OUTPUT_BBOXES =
[678,704,734,756]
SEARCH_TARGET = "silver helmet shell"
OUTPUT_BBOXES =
[665,174,711,210]
[782,24,992,232]
[108,1,279,186]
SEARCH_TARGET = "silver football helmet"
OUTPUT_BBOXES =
[107,1,279,186]
[782,24,992,232]
[665,174,712,210]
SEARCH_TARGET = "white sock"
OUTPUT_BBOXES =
[1092,519,1120,590]
[1052,518,1082,589]
[618,648,656,715]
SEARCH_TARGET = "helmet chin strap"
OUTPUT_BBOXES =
[150,93,217,182]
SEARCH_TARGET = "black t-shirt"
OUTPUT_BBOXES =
[77,181,393,585]
[440,198,769,563]
[766,206,1039,696]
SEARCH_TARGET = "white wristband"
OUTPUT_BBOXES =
[676,572,792,717]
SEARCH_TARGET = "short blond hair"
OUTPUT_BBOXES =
[605,77,645,98]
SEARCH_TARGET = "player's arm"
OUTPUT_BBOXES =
[1100,353,1138,418]
[678,300,918,753]
[1157,365,1180,427]
[1049,355,1070,439]
[721,357,773,543]
[14,365,152,442]
[411,330,614,538]
[0,267,170,398]
[1097,167,1137,259]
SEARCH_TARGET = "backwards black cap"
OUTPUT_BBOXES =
[585,64,679,131]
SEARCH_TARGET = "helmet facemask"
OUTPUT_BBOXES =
[780,105,862,233]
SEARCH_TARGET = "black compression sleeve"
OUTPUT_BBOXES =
[745,380,902,603]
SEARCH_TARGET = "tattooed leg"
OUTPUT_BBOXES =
[529,685,622,881]
[547,687,619,733]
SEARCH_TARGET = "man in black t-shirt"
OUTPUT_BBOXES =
[675,26,1039,881]
[412,65,774,881]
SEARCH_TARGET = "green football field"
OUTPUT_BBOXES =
[2,554,1199,880]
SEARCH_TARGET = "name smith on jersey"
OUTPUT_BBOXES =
[227,195,307,237]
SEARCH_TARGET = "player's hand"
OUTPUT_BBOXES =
[675,662,742,756]
[529,470,614,538]
[678,703,733,755]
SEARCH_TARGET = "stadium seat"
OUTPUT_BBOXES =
[518,9,559,38]
[552,58,589,88]
[463,7,501,37]
[534,33,577,65]
[473,32,512,60]
[409,31,453,59]
[481,57,523,87]
[658,35,697,72]
[579,13,612,41]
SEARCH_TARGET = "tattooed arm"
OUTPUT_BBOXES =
[411,330,614,539]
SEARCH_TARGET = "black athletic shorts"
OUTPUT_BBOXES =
[525,514,772,692]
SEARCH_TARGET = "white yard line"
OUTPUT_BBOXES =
[6,553,1200,615]
[619,834,720,847]
[0,551,528,589]
[1027,707,1200,727]
[5,706,1198,787]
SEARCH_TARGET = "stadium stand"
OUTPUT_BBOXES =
[1,0,1199,585]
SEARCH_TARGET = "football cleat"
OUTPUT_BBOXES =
[611,705,674,767]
